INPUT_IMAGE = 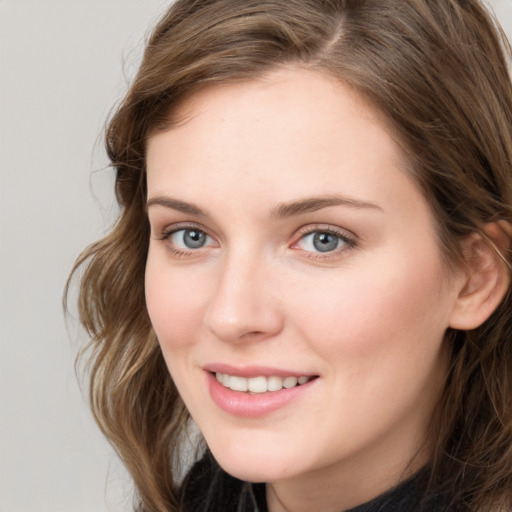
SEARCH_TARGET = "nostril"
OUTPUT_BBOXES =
[240,330,265,339]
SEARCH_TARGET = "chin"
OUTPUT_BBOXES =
[206,438,303,483]
[215,457,287,483]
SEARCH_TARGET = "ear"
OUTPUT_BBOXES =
[449,221,511,331]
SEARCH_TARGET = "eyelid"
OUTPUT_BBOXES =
[155,221,219,257]
[291,224,357,258]
[156,221,212,240]
[152,220,357,260]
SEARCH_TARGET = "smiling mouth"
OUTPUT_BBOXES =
[214,372,317,393]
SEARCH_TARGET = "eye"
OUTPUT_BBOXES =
[294,228,355,255]
[167,228,214,250]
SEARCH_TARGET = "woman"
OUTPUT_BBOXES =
[69,0,512,510]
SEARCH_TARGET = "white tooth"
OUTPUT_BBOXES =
[221,373,231,387]
[283,376,298,389]
[248,376,268,393]
[216,372,222,383]
[229,375,248,392]
[267,376,283,391]
[298,376,309,385]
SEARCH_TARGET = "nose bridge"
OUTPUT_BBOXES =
[203,245,282,342]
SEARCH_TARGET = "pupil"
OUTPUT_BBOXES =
[313,232,338,252]
[184,230,205,249]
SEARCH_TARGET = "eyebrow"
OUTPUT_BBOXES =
[146,196,208,216]
[271,195,382,218]
[146,194,382,218]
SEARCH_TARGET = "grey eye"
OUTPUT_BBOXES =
[184,229,206,248]
[171,229,209,249]
[312,232,340,252]
[298,231,345,253]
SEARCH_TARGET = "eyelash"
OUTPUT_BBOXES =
[158,222,214,258]
[292,225,356,261]
[156,223,357,260]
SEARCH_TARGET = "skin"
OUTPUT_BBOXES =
[144,67,466,512]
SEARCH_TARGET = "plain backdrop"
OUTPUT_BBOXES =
[1,1,512,511]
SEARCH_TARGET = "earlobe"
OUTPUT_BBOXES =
[449,221,511,331]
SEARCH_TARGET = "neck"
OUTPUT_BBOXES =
[266,429,430,512]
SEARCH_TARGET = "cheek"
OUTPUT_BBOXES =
[286,248,452,363]
[145,254,207,351]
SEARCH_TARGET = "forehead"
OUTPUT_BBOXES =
[146,67,410,197]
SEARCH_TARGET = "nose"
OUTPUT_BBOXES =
[203,252,284,343]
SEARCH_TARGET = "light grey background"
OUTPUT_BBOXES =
[1,1,511,511]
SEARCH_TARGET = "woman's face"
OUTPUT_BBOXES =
[145,68,462,500]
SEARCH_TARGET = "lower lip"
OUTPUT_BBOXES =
[207,372,316,418]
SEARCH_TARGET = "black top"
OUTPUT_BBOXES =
[179,451,451,511]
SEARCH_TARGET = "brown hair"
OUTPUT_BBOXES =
[68,0,512,510]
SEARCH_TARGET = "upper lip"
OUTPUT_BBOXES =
[204,363,317,378]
